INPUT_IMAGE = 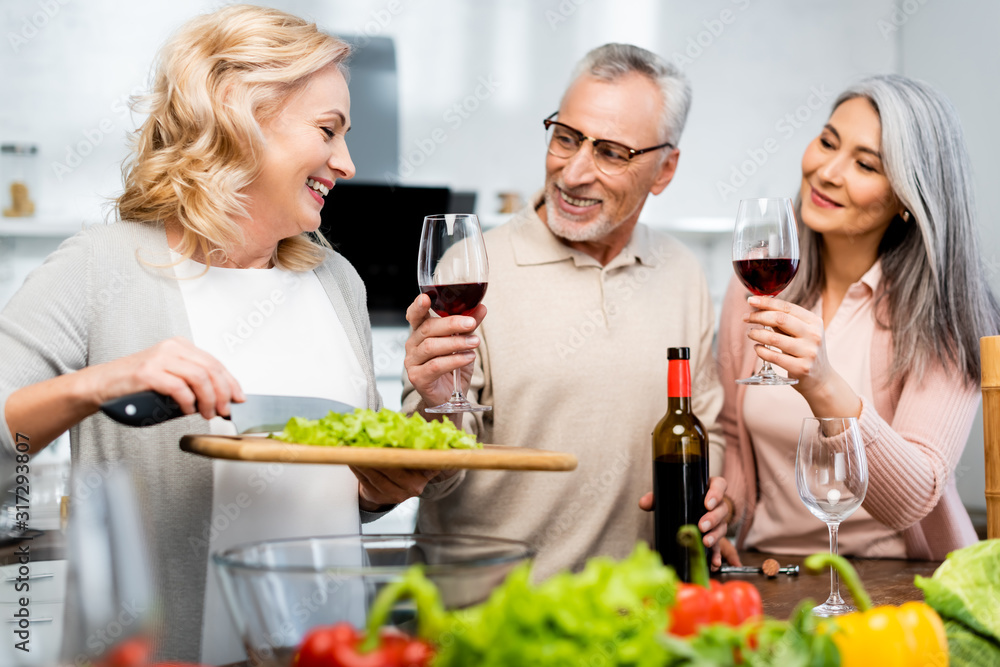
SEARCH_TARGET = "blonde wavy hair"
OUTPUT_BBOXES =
[116,4,351,271]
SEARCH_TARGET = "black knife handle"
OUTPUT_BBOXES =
[100,391,187,427]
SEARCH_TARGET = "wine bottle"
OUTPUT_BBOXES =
[652,346,709,582]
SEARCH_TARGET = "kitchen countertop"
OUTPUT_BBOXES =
[0,528,66,565]
[722,550,939,618]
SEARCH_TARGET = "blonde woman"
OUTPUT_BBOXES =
[719,75,1000,562]
[0,5,425,662]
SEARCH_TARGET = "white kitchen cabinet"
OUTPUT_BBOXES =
[0,560,67,603]
[365,326,420,535]
[0,559,68,666]
[0,601,65,666]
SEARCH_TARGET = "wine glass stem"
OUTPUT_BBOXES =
[448,333,467,403]
[828,522,842,602]
[451,366,464,402]
[758,326,776,375]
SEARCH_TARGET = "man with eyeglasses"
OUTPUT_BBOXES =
[402,43,734,580]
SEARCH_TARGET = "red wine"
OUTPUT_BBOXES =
[420,282,488,317]
[733,258,799,296]
[654,455,708,583]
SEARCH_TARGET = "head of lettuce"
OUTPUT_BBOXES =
[916,539,1000,665]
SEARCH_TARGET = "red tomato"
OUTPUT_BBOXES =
[380,632,436,667]
[294,623,433,667]
[99,637,151,667]
[295,624,359,667]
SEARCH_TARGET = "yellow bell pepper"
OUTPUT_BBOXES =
[804,554,949,667]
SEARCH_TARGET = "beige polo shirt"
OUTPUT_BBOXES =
[402,198,725,581]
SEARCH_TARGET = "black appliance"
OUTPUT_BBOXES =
[319,182,475,325]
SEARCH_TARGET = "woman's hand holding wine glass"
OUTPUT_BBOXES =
[732,197,800,385]
[741,296,833,394]
[738,279,864,418]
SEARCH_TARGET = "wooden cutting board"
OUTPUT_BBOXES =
[180,435,578,471]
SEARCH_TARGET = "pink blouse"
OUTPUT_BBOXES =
[741,263,906,557]
[718,267,980,560]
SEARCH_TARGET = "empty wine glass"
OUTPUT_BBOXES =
[796,417,868,616]
[417,213,491,413]
[732,197,800,385]
[62,464,156,665]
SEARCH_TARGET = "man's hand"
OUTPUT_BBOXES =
[718,537,742,567]
[351,466,458,511]
[404,294,487,411]
[639,476,734,569]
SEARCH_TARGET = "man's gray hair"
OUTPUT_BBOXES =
[569,43,692,147]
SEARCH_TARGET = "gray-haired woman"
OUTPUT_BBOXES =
[718,74,1000,561]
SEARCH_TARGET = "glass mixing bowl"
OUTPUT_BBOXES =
[212,533,533,666]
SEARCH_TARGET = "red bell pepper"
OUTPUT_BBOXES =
[667,525,763,637]
[294,622,434,667]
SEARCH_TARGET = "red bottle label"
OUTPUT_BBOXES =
[668,360,691,398]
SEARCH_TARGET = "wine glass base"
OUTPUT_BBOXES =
[736,375,798,386]
[424,401,492,414]
[811,600,856,617]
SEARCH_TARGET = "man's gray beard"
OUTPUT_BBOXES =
[544,195,617,243]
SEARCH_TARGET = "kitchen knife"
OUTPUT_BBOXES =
[100,390,354,434]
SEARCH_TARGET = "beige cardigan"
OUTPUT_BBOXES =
[717,275,980,560]
[0,221,381,662]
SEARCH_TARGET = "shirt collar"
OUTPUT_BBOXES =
[858,260,883,293]
[509,190,660,269]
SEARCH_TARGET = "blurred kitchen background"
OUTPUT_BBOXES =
[1,0,997,531]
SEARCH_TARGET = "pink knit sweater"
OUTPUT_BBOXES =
[718,276,980,560]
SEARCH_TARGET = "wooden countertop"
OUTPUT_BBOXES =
[725,551,938,618]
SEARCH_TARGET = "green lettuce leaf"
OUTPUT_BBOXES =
[271,408,480,450]
[427,542,680,666]
[943,619,1000,667]
[915,539,1000,643]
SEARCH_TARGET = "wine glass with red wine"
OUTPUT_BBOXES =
[732,197,800,385]
[418,213,491,413]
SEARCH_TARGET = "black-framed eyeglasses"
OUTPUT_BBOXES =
[543,111,674,176]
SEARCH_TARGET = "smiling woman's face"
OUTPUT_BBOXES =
[241,65,356,241]
[799,97,903,244]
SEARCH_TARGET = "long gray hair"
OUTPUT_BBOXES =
[569,43,692,147]
[785,74,1000,384]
